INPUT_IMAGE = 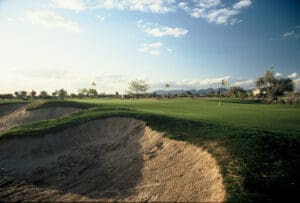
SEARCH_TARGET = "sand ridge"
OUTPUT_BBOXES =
[0,117,225,202]
[0,104,80,133]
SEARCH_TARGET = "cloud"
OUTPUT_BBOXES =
[185,0,252,25]
[233,0,252,9]
[144,27,188,37]
[150,75,231,89]
[53,0,176,13]
[96,15,105,22]
[232,79,254,88]
[0,67,133,94]
[178,2,190,12]
[137,21,188,37]
[7,17,17,22]
[205,8,240,25]
[282,30,300,40]
[138,42,163,56]
[275,72,282,77]
[288,72,298,79]
[167,48,172,53]
[294,78,300,90]
[26,10,83,33]
[51,0,253,25]
[52,0,86,11]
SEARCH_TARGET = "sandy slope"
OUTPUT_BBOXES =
[0,103,28,118]
[0,105,80,132]
[0,117,225,202]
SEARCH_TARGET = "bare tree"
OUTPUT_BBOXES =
[128,80,149,100]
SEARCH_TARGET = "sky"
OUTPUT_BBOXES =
[0,0,300,94]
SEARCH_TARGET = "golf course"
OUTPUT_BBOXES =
[0,98,299,202]
[1,0,300,202]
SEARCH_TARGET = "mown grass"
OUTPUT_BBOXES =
[72,98,300,135]
[0,98,299,202]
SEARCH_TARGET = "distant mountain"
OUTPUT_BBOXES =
[153,88,228,95]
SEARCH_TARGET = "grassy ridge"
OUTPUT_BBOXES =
[0,99,299,202]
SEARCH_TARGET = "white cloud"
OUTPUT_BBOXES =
[288,72,298,79]
[232,79,254,88]
[233,0,252,9]
[0,67,131,94]
[7,17,17,22]
[294,78,300,90]
[282,30,300,40]
[53,0,176,13]
[197,0,221,9]
[150,75,231,89]
[138,42,163,56]
[186,0,252,25]
[52,0,86,11]
[283,31,295,38]
[51,0,253,25]
[137,21,188,38]
[96,15,105,22]
[26,10,83,33]
[205,8,239,25]
[167,48,172,53]
[275,72,282,77]
[144,26,188,37]
[178,2,190,12]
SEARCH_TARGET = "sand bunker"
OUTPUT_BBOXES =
[0,117,225,202]
[0,103,28,118]
[0,105,80,132]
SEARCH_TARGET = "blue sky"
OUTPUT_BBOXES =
[0,0,299,93]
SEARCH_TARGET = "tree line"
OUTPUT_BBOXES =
[0,70,298,103]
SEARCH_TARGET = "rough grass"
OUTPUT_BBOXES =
[1,98,300,202]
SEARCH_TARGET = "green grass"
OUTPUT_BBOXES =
[72,98,300,135]
[1,98,299,202]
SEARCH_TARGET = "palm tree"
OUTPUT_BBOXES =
[165,84,170,98]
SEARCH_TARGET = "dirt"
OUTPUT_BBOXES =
[0,117,225,202]
[0,105,80,132]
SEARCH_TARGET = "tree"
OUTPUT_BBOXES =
[227,86,246,98]
[186,91,193,98]
[0,94,14,100]
[128,80,149,99]
[39,90,49,99]
[30,90,37,99]
[78,88,89,97]
[255,69,294,101]
[88,88,98,97]
[14,91,27,100]
[165,84,170,98]
[54,89,68,99]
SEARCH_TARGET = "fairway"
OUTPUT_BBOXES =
[74,98,300,134]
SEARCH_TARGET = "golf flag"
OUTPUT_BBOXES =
[221,80,227,86]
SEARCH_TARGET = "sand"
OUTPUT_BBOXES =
[0,103,28,118]
[0,117,225,202]
[0,105,80,132]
